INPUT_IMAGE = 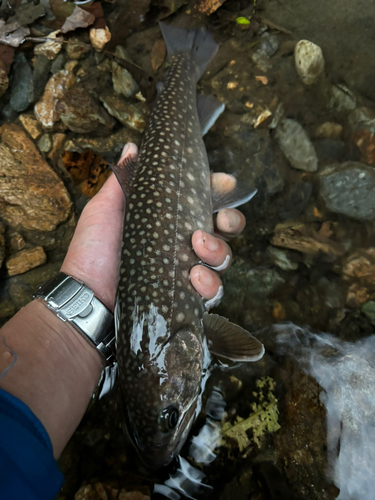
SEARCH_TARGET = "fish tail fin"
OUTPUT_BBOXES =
[159,22,219,81]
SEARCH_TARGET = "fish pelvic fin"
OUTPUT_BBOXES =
[196,94,225,136]
[203,312,265,362]
[110,153,139,201]
[159,22,219,81]
[211,173,257,212]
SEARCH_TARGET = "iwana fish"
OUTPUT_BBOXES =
[111,22,265,470]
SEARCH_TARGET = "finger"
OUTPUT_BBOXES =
[192,230,232,273]
[190,265,223,300]
[119,142,138,162]
[215,208,246,240]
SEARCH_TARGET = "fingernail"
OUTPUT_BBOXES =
[121,143,130,158]
[199,267,213,286]
[202,231,218,251]
[223,209,240,229]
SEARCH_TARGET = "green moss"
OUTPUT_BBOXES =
[222,377,280,451]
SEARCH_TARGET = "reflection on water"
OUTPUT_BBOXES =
[270,324,375,500]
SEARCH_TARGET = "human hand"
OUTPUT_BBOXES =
[61,143,246,309]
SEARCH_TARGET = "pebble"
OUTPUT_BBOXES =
[275,118,318,172]
[6,246,47,276]
[34,68,76,130]
[100,93,147,132]
[112,45,139,98]
[51,53,66,74]
[18,113,42,140]
[328,83,356,111]
[38,133,52,152]
[315,122,343,140]
[66,37,91,60]
[320,162,375,219]
[56,86,116,134]
[294,39,325,85]
[9,52,33,112]
[90,26,111,52]
[48,133,66,161]
[34,30,63,60]
[259,32,280,57]
[267,246,298,271]
[32,55,51,102]
[251,50,271,72]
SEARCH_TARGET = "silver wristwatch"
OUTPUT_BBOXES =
[33,272,116,366]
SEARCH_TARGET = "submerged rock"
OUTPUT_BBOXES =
[328,83,356,111]
[6,246,47,276]
[37,133,52,152]
[315,121,343,140]
[90,26,111,52]
[34,68,76,130]
[10,52,33,112]
[56,87,116,134]
[0,124,72,230]
[34,30,63,60]
[320,162,375,219]
[0,61,8,98]
[100,93,147,132]
[294,39,325,85]
[275,118,318,172]
[32,54,51,102]
[112,45,139,98]
[18,113,42,140]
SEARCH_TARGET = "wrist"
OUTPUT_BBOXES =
[0,300,103,457]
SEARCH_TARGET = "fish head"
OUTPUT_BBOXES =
[123,325,204,470]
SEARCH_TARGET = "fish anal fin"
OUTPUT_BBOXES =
[110,153,138,200]
[211,173,257,213]
[203,312,265,362]
[196,94,225,136]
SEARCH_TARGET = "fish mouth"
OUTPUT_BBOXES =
[127,399,198,471]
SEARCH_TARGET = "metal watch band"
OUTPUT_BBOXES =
[33,272,116,366]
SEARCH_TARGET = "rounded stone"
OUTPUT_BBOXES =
[294,39,325,85]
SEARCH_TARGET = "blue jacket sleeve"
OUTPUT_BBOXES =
[0,388,64,500]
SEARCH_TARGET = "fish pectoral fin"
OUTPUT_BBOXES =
[211,173,257,213]
[196,94,225,136]
[109,153,139,200]
[203,312,265,362]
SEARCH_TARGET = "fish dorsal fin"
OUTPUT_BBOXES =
[203,312,265,362]
[196,94,225,136]
[110,154,139,200]
[211,173,257,213]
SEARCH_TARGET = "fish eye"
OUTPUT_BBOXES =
[159,405,179,432]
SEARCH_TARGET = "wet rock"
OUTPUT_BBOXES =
[100,93,147,132]
[361,301,375,324]
[278,180,312,219]
[65,126,140,163]
[66,36,91,60]
[351,128,375,167]
[0,301,15,321]
[112,45,139,98]
[259,32,280,56]
[38,133,52,152]
[251,49,271,72]
[266,246,298,271]
[0,124,72,230]
[320,162,375,219]
[51,53,66,74]
[294,39,325,85]
[328,83,356,111]
[275,118,318,172]
[346,283,374,307]
[56,87,115,134]
[6,246,46,276]
[32,54,51,102]
[314,139,345,163]
[271,223,344,256]
[343,248,375,289]
[10,52,33,112]
[9,233,26,251]
[0,224,4,269]
[315,121,343,140]
[18,113,42,140]
[34,30,63,60]
[34,68,76,130]
[348,106,375,132]
[90,26,111,52]
[0,60,8,98]
[48,133,66,161]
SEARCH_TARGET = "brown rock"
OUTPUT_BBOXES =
[0,124,72,230]
[90,26,111,52]
[100,93,147,132]
[18,113,42,139]
[10,233,26,251]
[343,248,375,288]
[0,60,9,98]
[346,283,375,307]
[48,133,66,161]
[6,246,47,276]
[271,225,344,256]
[352,128,375,166]
[34,68,76,130]
[56,87,116,134]
[34,30,63,61]
[0,224,4,269]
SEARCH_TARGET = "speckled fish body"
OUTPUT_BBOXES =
[112,23,264,470]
